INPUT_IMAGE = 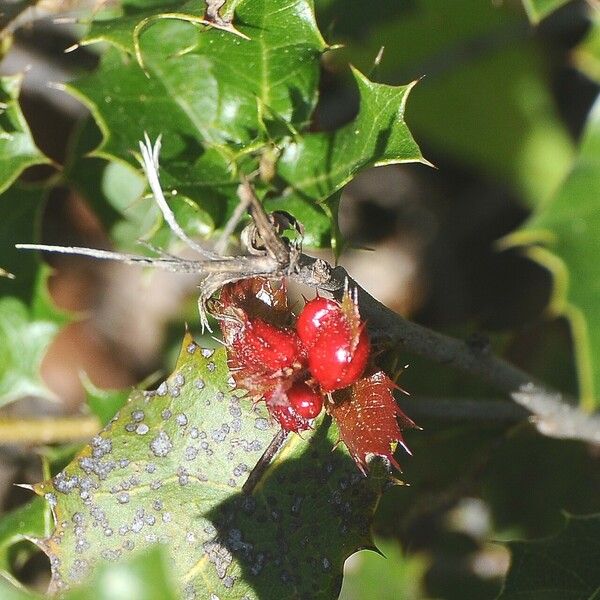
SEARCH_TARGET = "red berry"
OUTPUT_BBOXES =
[233,318,304,372]
[265,391,309,432]
[308,325,370,392]
[296,297,342,349]
[287,382,323,419]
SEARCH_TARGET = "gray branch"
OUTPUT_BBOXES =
[292,255,600,445]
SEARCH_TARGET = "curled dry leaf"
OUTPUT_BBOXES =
[329,371,417,475]
[217,277,291,329]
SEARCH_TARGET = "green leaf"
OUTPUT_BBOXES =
[64,546,179,600]
[0,546,179,600]
[64,1,423,248]
[83,0,326,144]
[504,94,600,410]
[0,185,72,406]
[37,334,383,598]
[0,186,43,303]
[338,539,428,600]
[65,0,330,240]
[83,375,130,427]
[0,497,51,574]
[275,68,425,207]
[497,514,600,599]
[0,75,50,194]
[573,11,600,84]
[0,295,60,406]
[521,0,571,24]
[0,578,39,600]
[69,0,326,164]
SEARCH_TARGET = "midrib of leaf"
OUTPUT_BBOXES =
[144,53,223,146]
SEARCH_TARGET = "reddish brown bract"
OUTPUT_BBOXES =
[328,371,416,474]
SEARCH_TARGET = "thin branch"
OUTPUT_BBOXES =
[16,244,206,272]
[0,417,100,445]
[237,178,290,266]
[292,255,600,445]
[400,397,528,423]
[213,188,251,255]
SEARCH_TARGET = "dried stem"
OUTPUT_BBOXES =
[138,135,220,261]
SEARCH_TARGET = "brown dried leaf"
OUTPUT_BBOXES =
[329,371,416,474]
[218,277,290,328]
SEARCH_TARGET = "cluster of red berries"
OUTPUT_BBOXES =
[218,286,370,432]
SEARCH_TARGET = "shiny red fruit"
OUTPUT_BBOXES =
[296,297,342,349]
[308,326,370,392]
[266,394,310,432]
[287,382,323,419]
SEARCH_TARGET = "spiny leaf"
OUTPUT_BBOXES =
[37,334,383,598]
[65,1,423,248]
[65,0,330,243]
[321,0,574,208]
[497,513,600,599]
[0,75,50,194]
[329,371,416,474]
[83,0,326,144]
[274,68,426,208]
[521,0,571,24]
[503,94,600,410]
